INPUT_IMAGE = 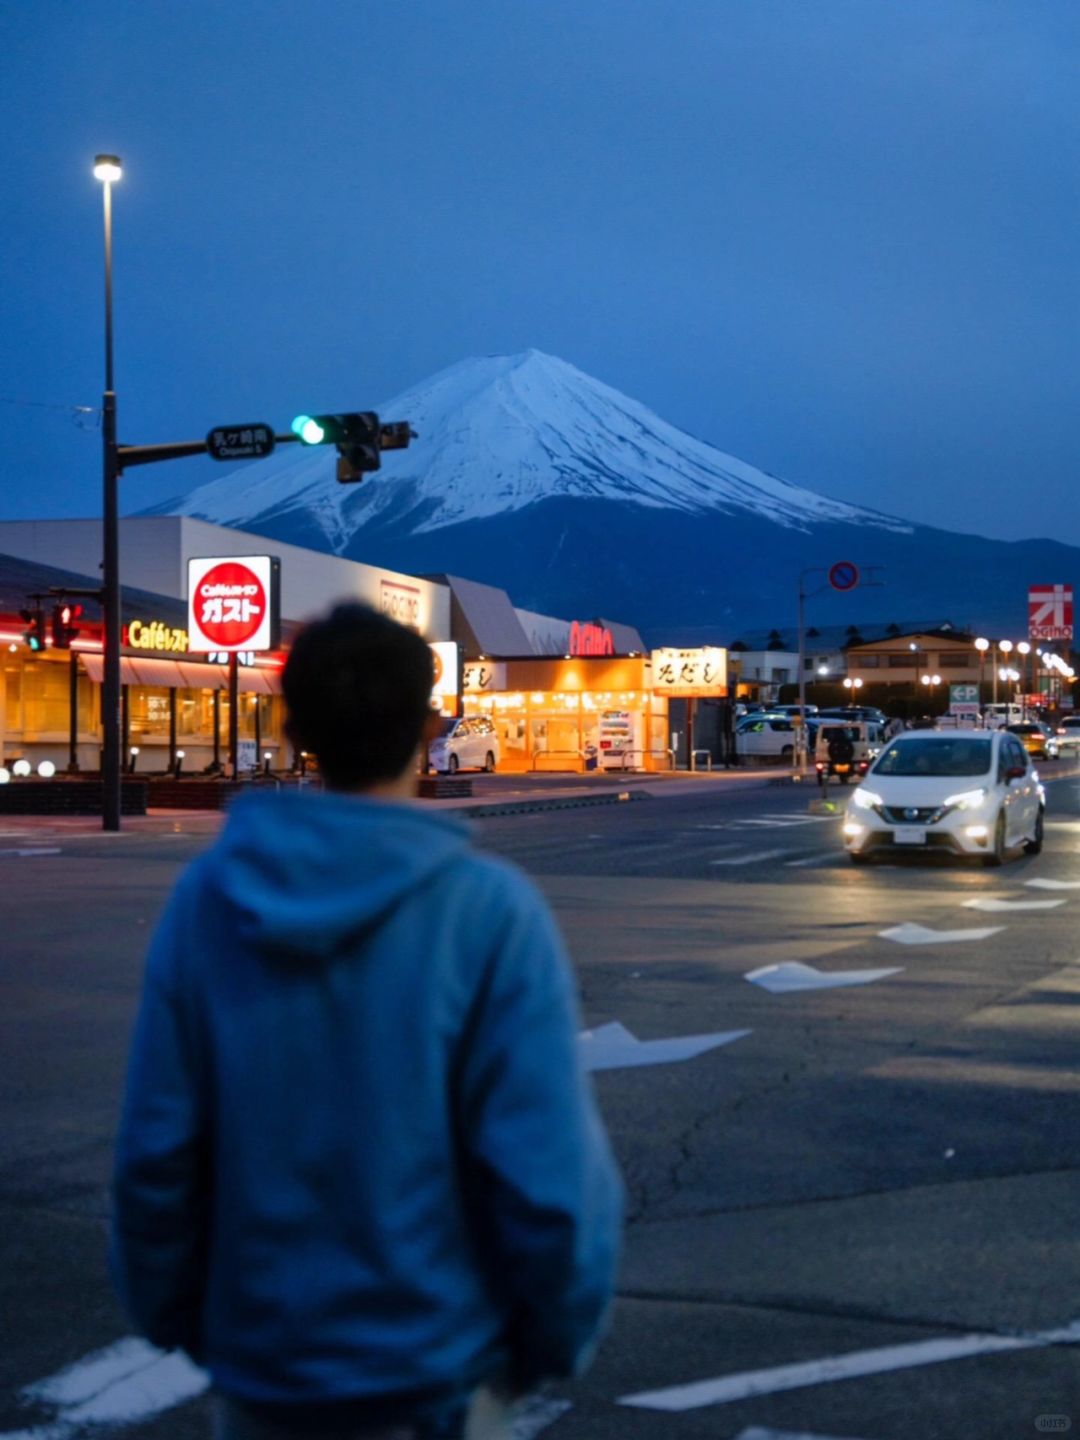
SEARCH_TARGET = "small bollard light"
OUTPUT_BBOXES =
[12,760,31,778]
[128,746,140,774]
[0,768,10,785]
[37,761,57,779]
[174,749,186,778]
[263,751,273,777]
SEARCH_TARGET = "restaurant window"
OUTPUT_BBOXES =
[22,662,72,734]
[128,686,171,741]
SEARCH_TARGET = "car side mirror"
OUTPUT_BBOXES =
[1005,764,1026,781]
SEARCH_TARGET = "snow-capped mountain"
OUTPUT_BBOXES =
[143,350,1075,644]
[151,350,911,549]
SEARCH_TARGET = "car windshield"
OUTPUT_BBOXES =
[1007,726,1037,736]
[872,736,992,777]
[432,718,459,738]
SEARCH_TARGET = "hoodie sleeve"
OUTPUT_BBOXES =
[454,867,624,1388]
[110,871,210,1359]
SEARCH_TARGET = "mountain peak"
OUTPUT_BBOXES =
[148,351,910,548]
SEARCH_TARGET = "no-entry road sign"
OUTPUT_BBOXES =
[828,560,860,592]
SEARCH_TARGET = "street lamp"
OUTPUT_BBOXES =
[94,153,122,831]
[974,637,989,718]
[843,676,863,696]
[1017,641,1031,718]
[909,641,922,696]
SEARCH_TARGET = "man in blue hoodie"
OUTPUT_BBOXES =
[111,602,623,1440]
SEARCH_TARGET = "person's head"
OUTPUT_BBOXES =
[282,602,435,791]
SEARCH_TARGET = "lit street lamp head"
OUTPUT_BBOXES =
[93,154,122,183]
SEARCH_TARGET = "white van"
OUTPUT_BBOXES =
[428,715,500,774]
[983,703,1023,730]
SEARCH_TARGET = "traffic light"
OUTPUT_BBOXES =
[51,602,82,649]
[291,412,381,484]
[19,607,47,652]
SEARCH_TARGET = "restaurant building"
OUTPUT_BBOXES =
[0,520,730,777]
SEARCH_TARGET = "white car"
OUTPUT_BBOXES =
[843,729,1044,866]
[1054,716,1080,751]
[428,715,500,774]
[734,715,798,761]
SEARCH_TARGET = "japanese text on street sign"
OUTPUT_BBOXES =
[205,424,275,462]
[1028,584,1073,641]
[650,647,728,696]
[187,555,279,653]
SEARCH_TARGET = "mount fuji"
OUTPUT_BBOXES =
[144,350,1077,644]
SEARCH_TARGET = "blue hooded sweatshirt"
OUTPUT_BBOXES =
[111,789,622,1413]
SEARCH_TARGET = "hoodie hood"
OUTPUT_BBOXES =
[209,789,472,957]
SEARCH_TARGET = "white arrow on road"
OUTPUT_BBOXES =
[746,962,902,993]
[1025,877,1080,890]
[878,921,1003,945]
[579,1020,750,1071]
[962,896,1066,912]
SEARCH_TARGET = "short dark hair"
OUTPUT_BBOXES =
[282,602,435,789]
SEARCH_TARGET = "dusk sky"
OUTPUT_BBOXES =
[2,1,1077,544]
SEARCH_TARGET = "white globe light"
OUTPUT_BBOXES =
[12,760,31,777]
[37,761,56,778]
[0,768,9,785]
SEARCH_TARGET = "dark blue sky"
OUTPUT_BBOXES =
[2,0,1077,542]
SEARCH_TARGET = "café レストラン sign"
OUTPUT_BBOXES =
[123,618,190,653]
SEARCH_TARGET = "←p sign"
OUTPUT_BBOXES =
[187,555,280,653]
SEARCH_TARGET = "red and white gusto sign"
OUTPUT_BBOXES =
[187,555,280,653]
[1028,584,1073,642]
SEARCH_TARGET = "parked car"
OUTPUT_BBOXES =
[428,715,500,774]
[982,703,1024,730]
[844,729,1044,866]
[1006,722,1059,760]
[734,714,797,761]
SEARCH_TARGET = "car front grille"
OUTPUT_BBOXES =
[880,806,945,825]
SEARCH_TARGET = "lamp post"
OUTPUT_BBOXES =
[920,672,942,716]
[94,154,123,832]
[1017,641,1031,718]
[843,676,863,700]
[909,641,921,699]
[974,637,989,721]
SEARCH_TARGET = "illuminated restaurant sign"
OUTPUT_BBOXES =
[187,555,281,653]
[569,621,614,656]
[430,641,461,714]
[650,647,728,696]
[380,578,423,631]
[123,619,189,653]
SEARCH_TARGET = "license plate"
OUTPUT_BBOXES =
[833,763,851,773]
[894,826,927,846]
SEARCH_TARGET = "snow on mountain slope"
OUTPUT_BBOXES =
[152,350,912,549]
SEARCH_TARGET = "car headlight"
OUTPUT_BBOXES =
[852,787,883,810]
[943,787,988,810]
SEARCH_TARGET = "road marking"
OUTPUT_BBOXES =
[579,1020,750,1071]
[710,849,788,867]
[3,1339,568,1440]
[879,921,1004,944]
[784,853,835,868]
[1025,877,1080,890]
[619,1322,1080,1410]
[735,1429,872,1440]
[0,847,62,857]
[962,896,1066,912]
[3,1337,208,1438]
[746,962,902,993]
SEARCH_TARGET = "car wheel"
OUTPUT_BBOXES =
[447,754,459,775]
[1023,807,1045,856]
[983,810,1007,867]
[483,751,496,773]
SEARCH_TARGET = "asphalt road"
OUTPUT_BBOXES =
[1,768,1079,1439]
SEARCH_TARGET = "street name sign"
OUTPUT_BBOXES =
[206,423,276,461]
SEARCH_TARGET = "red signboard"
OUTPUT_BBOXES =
[1028,584,1074,641]
[569,621,614,656]
[187,555,280,653]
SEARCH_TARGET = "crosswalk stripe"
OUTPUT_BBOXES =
[711,849,789,867]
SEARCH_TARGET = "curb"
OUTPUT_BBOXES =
[457,790,652,819]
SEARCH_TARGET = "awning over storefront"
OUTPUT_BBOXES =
[80,654,280,693]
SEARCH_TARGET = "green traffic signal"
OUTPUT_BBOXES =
[291,415,327,445]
